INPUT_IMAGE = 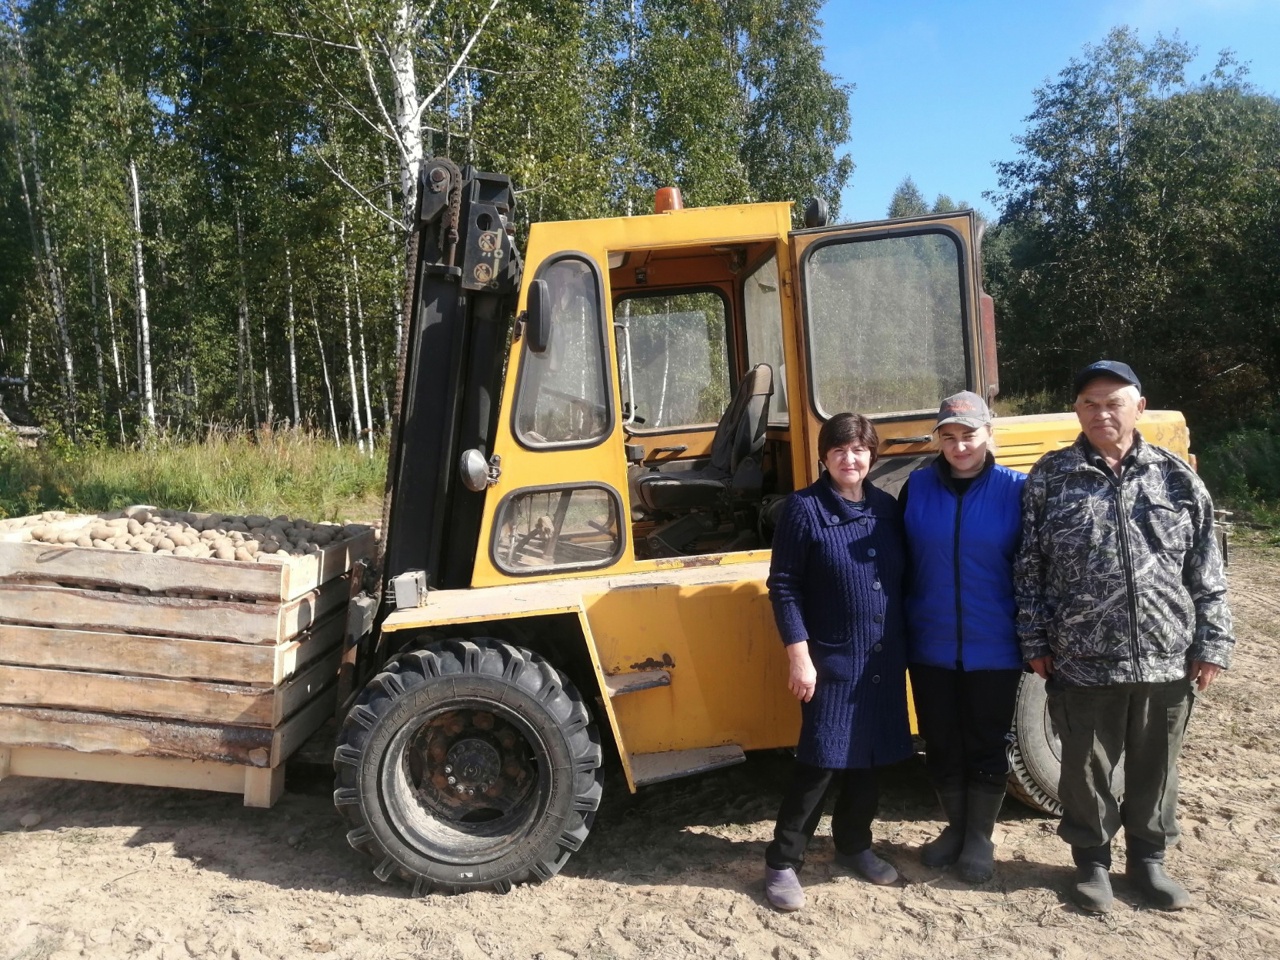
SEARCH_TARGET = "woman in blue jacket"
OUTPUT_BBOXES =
[763,413,913,912]
[901,391,1026,884]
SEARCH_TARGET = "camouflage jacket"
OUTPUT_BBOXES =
[1015,432,1233,687]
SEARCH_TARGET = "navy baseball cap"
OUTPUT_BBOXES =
[1073,360,1142,396]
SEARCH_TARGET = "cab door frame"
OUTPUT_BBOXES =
[785,210,988,487]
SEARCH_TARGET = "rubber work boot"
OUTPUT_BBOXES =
[1071,846,1114,914]
[955,781,1006,883]
[1125,850,1191,910]
[836,848,898,885]
[764,866,804,911]
[920,786,967,868]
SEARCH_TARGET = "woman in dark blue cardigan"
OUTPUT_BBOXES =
[763,413,912,912]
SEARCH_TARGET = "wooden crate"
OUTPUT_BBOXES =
[0,518,375,602]
[0,518,372,807]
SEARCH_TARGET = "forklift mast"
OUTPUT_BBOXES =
[377,159,524,598]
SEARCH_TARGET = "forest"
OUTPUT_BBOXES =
[1,5,1278,509]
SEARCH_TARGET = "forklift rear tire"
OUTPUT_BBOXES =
[1005,672,1125,817]
[333,637,603,894]
[1006,672,1063,816]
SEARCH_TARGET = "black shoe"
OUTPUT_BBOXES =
[1073,864,1114,913]
[1126,861,1191,910]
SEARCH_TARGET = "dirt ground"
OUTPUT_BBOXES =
[3,543,1279,960]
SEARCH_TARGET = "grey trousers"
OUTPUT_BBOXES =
[1046,678,1194,859]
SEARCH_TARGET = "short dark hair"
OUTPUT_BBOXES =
[819,412,880,466]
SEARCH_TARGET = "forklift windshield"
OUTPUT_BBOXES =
[802,230,968,418]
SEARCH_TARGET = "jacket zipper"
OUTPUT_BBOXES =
[1110,470,1142,678]
[953,487,965,669]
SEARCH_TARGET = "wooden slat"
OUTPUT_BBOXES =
[0,573,350,644]
[5,745,250,796]
[0,609,345,685]
[0,648,343,728]
[0,526,375,602]
[275,529,377,601]
[270,687,338,766]
[0,539,283,598]
[0,705,274,764]
[0,687,336,769]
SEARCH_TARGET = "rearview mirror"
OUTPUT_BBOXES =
[524,279,551,354]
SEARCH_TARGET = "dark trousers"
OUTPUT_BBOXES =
[909,663,1022,789]
[765,762,879,870]
[1046,679,1194,861]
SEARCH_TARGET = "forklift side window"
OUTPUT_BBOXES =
[492,484,624,574]
[614,290,730,431]
[803,231,967,417]
[743,252,789,424]
[514,255,611,447]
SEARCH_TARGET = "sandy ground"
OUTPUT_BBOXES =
[3,543,1278,960]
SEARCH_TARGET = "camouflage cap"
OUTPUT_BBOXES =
[934,390,992,430]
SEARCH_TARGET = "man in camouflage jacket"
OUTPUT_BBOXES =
[1015,360,1233,914]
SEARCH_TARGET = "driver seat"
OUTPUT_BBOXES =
[633,363,773,513]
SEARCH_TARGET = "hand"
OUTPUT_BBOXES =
[786,642,817,703]
[1028,655,1054,680]
[1187,660,1222,692]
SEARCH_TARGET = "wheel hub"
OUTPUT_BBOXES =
[406,708,537,823]
[445,738,501,793]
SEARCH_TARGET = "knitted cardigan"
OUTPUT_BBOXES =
[767,475,913,770]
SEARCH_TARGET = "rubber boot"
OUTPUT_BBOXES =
[1126,841,1191,910]
[920,786,967,868]
[1071,845,1114,913]
[955,780,1005,883]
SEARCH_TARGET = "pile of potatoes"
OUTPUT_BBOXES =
[1,506,371,562]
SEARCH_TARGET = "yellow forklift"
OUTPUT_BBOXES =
[333,160,1193,893]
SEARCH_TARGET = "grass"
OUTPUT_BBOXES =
[0,430,387,523]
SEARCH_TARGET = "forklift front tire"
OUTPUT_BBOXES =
[334,637,603,894]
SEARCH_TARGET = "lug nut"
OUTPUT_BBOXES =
[446,776,456,785]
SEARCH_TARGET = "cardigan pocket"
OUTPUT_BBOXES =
[809,634,856,681]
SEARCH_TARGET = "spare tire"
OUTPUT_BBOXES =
[1006,672,1125,816]
[334,637,603,894]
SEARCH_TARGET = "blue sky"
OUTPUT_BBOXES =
[820,0,1280,223]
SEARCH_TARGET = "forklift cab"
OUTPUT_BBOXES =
[473,200,992,585]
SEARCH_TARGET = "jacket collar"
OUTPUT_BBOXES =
[814,473,878,526]
[1068,431,1161,475]
[929,450,995,492]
